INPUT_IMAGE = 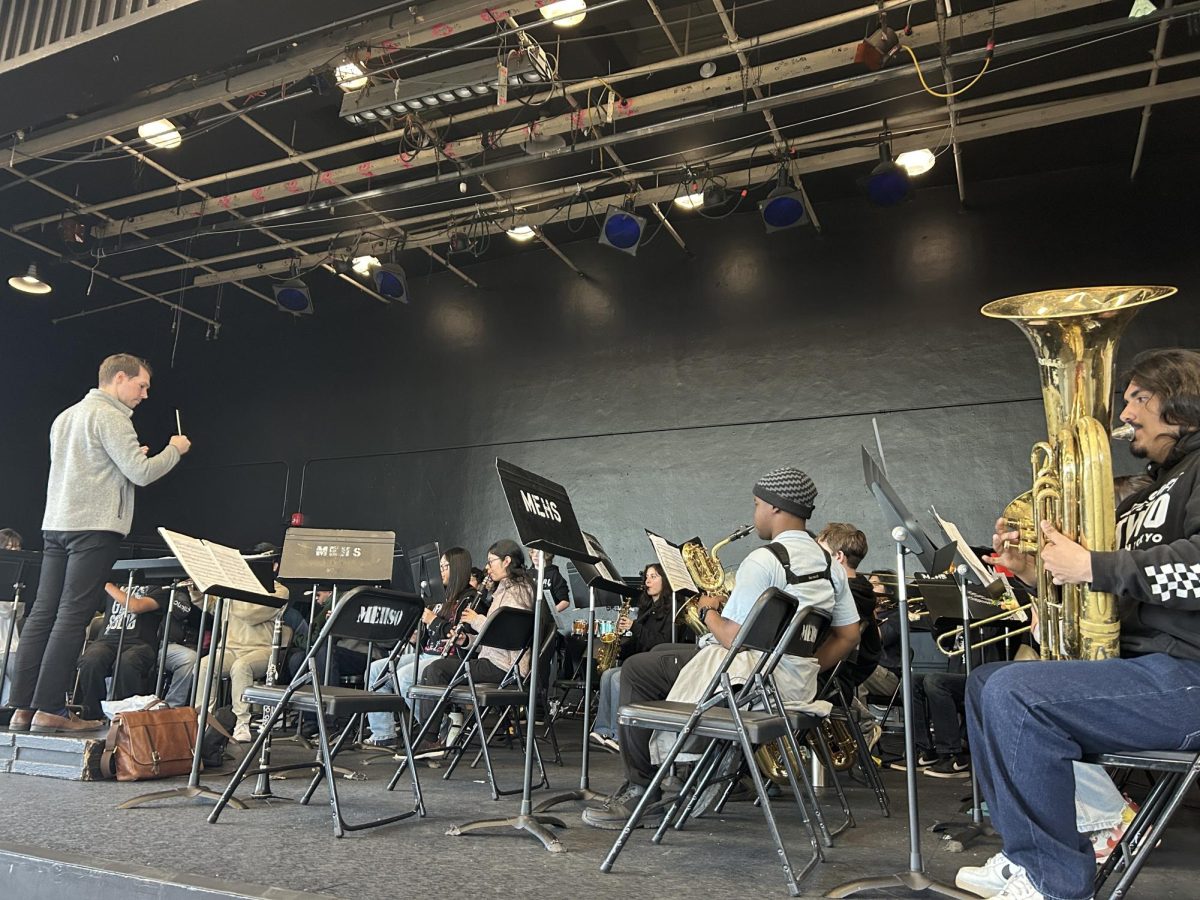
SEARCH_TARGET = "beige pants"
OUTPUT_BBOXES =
[197,647,271,728]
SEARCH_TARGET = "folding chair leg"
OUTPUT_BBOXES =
[776,734,827,858]
[471,701,503,800]
[657,741,727,840]
[395,702,426,819]
[1095,768,1179,892]
[208,699,289,824]
[301,713,361,805]
[841,710,890,816]
[812,727,855,835]
[310,680,346,838]
[1105,762,1200,900]
[732,725,809,897]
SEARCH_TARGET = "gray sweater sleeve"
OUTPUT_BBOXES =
[97,408,180,486]
[1091,486,1200,610]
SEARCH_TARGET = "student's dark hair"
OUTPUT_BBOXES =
[1123,348,1200,435]
[0,528,22,550]
[98,353,151,385]
[443,547,473,604]
[638,562,667,610]
[817,522,869,569]
[488,539,529,584]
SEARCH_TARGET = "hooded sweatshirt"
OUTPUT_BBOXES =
[1091,430,1200,660]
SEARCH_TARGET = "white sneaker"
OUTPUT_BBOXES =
[232,723,252,743]
[995,869,1072,900]
[955,852,1022,898]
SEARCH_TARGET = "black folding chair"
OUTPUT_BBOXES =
[601,588,833,897]
[208,587,425,837]
[391,606,540,799]
[1087,746,1200,899]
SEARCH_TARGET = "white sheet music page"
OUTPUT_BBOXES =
[645,530,698,593]
[930,508,995,586]
[205,541,271,595]
[158,528,227,594]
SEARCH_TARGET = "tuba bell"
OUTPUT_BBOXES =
[754,716,858,784]
[982,286,1176,660]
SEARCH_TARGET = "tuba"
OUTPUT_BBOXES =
[754,716,858,784]
[982,286,1176,660]
[677,525,754,636]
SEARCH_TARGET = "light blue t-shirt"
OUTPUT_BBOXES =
[720,530,859,629]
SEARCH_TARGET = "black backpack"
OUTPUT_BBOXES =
[201,705,236,770]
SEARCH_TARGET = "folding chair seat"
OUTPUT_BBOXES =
[394,607,546,798]
[1085,747,1200,899]
[602,588,834,897]
[208,587,425,837]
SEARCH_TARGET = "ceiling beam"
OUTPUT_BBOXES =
[2,0,548,164]
[87,0,1072,239]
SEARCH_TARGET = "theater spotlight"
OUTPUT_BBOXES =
[759,185,809,233]
[598,206,646,256]
[866,144,912,206]
[273,279,313,315]
[372,263,409,302]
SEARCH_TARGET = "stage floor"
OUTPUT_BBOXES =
[0,723,1196,899]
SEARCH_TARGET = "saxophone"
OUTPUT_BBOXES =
[982,286,1176,660]
[595,594,633,673]
[677,524,753,637]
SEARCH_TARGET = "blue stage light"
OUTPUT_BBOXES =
[272,279,312,315]
[372,264,409,302]
[598,206,647,256]
[866,144,912,207]
[759,186,810,232]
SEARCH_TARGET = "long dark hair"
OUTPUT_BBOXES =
[443,547,473,606]
[638,563,667,611]
[1123,348,1200,436]
[488,539,530,586]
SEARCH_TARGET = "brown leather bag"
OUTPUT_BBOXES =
[101,702,198,781]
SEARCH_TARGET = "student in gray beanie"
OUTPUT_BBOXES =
[583,465,862,829]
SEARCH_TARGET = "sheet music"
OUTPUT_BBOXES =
[930,508,996,587]
[645,529,698,594]
[582,533,619,583]
[158,528,267,596]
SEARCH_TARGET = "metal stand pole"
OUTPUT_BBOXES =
[535,586,606,810]
[120,595,247,809]
[153,585,178,700]
[447,552,567,851]
[824,529,975,898]
[108,571,137,705]
[930,565,993,851]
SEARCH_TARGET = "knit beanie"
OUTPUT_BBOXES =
[753,466,817,519]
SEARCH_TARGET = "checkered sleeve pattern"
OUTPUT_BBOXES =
[1143,563,1200,603]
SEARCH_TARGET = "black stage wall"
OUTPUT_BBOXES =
[2,162,1198,578]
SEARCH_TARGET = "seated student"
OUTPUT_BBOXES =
[588,563,687,752]
[414,539,535,752]
[582,466,862,830]
[158,582,208,708]
[75,582,165,720]
[364,547,481,747]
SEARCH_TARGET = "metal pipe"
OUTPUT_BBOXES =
[1130,0,1173,180]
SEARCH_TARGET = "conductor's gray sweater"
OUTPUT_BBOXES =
[42,389,180,536]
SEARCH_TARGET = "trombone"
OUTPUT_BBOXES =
[935,599,1033,657]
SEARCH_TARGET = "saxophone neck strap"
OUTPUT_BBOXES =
[763,541,833,586]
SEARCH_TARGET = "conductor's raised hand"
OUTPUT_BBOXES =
[1039,520,1093,585]
[169,434,192,455]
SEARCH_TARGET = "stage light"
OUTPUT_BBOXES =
[866,146,912,206]
[507,225,537,241]
[540,0,587,27]
[7,262,51,295]
[598,206,646,256]
[372,264,409,302]
[699,61,718,79]
[137,119,182,149]
[339,52,542,125]
[896,148,936,177]
[674,191,705,211]
[334,61,369,92]
[759,186,809,232]
[351,255,380,276]
[1129,0,1156,16]
[702,184,729,209]
[273,279,313,315]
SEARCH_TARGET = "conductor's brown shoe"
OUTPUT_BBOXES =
[30,710,106,733]
[8,708,34,732]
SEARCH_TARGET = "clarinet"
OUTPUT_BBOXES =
[439,577,493,658]
[252,608,287,797]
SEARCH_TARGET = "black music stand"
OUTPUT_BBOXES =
[0,550,42,715]
[536,531,635,811]
[119,529,288,810]
[110,556,186,710]
[446,459,598,852]
[825,485,975,897]
[407,542,445,609]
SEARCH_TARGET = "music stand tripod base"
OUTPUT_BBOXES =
[119,784,248,810]
[447,812,568,852]
[825,871,978,899]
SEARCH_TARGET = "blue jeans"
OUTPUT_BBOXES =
[591,666,622,738]
[162,643,197,708]
[967,655,1200,900]
[366,652,437,741]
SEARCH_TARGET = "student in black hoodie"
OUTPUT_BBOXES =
[956,348,1200,900]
